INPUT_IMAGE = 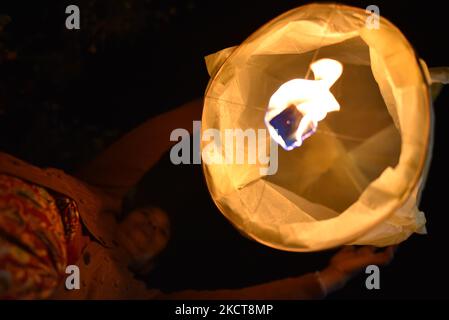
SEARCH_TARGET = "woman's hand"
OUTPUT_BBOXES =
[318,245,397,295]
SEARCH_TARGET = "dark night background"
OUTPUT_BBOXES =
[0,0,448,299]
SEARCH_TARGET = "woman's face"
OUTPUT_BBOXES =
[117,207,170,264]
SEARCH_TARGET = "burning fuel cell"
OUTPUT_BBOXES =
[268,104,317,150]
[265,58,343,151]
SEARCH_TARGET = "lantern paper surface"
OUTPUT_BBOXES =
[201,3,433,251]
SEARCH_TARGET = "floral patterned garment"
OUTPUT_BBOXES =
[0,174,82,299]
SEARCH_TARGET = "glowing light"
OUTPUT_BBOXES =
[265,58,343,150]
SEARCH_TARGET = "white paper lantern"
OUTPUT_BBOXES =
[201,3,435,251]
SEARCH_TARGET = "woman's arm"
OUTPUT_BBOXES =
[76,98,203,199]
[156,245,396,300]
[158,272,325,300]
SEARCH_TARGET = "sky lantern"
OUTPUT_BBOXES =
[201,3,446,251]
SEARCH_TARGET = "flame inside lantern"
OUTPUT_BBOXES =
[265,58,343,151]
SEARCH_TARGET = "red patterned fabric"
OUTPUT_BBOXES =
[0,174,82,299]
